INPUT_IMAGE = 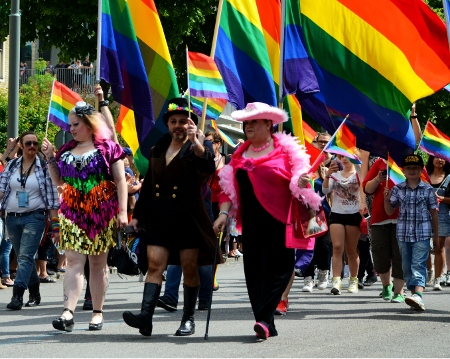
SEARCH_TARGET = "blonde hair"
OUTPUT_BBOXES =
[69,111,112,141]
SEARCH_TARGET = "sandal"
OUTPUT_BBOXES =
[40,276,56,283]
[2,278,14,287]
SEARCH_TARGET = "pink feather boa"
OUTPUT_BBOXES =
[218,132,322,224]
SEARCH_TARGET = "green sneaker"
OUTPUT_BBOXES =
[382,283,393,301]
[391,293,405,303]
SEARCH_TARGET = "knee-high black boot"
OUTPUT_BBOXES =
[7,286,26,310]
[122,282,161,336]
[175,285,200,336]
[25,282,41,307]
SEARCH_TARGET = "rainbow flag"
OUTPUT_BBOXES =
[297,0,450,165]
[387,153,406,185]
[302,120,317,145]
[419,121,450,163]
[120,0,179,174]
[188,52,228,100]
[100,0,154,174]
[324,122,361,164]
[210,120,237,148]
[190,96,227,121]
[215,0,277,109]
[47,80,82,131]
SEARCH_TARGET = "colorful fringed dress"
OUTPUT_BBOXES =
[56,139,125,255]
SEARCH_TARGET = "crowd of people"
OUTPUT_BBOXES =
[0,94,448,340]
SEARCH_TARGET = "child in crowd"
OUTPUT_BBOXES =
[384,154,438,311]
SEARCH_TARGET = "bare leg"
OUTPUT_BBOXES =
[180,248,200,287]
[88,252,109,324]
[393,278,405,295]
[434,237,446,278]
[330,224,345,277]
[445,237,450,274]
[281,270,295,299]
[344,225,361,278]
[146,245,169,284]
[61,250,86,320]
[379,272,391,286]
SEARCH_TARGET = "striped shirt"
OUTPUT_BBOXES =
[0,157,59,211]
[389,180,438,242]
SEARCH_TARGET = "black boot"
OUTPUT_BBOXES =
[25,282,41,307]
[175,285,200,336]
[7,286,26,310]
[122,282,161,336]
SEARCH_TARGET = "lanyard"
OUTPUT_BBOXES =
[20,160,35,189]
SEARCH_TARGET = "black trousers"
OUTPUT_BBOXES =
[303,231,331,277]
[358,238,374,280]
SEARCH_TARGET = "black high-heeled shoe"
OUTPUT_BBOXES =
[52,308,75,332]
[89,310,103,331]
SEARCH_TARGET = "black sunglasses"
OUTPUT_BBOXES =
[24,141,38,147]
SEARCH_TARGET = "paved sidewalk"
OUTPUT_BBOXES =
[1,259,450,357]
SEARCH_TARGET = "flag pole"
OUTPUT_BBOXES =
[415,119,428,151]
[307,115,349,173]
[45,78,56,139]
[443,0,450,49]
[95,0,103,111]
[186,46,191,118]
[199,0,225,133]
[277,0,286,133]
[386,153,390,189]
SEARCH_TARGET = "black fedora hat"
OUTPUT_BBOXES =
[162,98,198,126]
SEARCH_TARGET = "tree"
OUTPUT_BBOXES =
[0,0,217,89]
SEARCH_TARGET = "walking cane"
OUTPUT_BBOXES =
[204,231,222,340]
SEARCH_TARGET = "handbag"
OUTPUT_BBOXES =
[285,196,328,249]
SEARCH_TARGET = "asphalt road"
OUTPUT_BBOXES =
[1,258,450,358]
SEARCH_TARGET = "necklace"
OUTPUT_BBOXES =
[77,141,93,147]
[250,139,271,152]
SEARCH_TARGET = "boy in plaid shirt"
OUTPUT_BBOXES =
[384,154,438,311]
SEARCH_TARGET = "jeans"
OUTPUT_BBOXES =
[0,238,12,278]
[163,264,213,304]
[7,212,47,289]
[397,239,429,291]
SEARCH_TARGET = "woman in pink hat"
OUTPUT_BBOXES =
[213,102,321,340]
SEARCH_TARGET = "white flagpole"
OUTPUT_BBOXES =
[443,0,450,49]
[95,0,103,110]
[45,78,56,139]
[186,46,191,116]
[279,0,286,104]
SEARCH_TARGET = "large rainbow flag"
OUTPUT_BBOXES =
[47,80,82,131]
[188,52,228,100]
[210,120,237,148]
[114,0,179,175]
[297,0,450,164]
[191,96,227,121]
[215,0,277,109]
[419,121,450,163]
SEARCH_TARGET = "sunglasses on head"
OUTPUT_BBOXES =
[24,141,38,147]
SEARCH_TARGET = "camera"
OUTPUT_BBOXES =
[380,170,387,176]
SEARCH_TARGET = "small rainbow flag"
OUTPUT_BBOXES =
[191,96,227,121]
[47,80,83,131]
[323,122,361,164]
[302,120,317,145]
[419,121,450,163]
[188,52,229,100]
[387,153,406,185]
[210,120,237,148]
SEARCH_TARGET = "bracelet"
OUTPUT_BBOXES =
[325,175,332,179]
[99,100,109,108]
[48,157,56,163]
[51,217,60,232]
[219,211,229,217]
[410,115,417,118]
[192,140,199,147]
[374,178,380,184]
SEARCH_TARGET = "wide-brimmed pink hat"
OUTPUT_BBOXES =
[231,102,289,125]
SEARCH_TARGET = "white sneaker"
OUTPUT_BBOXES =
[317,270,328,290]
[434,278,443,291]
[331,277,342,295]
[446,272,450,286]
[426,268,435,287]
[347,276,359,293]
[302,276,314,292]
[234,249,243,257]
[439,273,446,285]
[405,293,425,311]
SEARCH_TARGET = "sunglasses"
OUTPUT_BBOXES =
[24,141,38,147]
